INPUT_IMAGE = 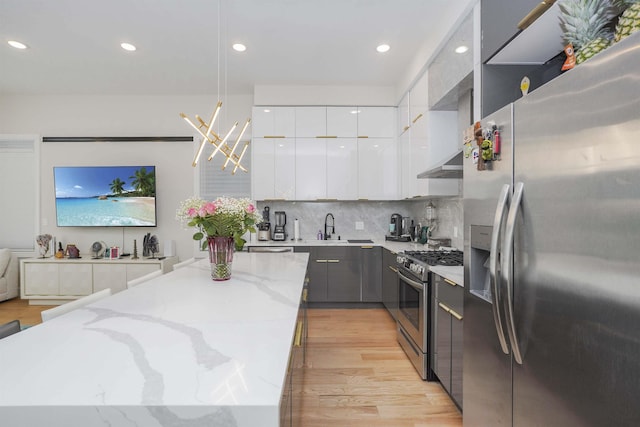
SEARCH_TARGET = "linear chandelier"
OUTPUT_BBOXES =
[179,0,251,174]
[180,104,251,173]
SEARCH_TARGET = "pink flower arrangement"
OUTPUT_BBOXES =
[177,197,261,250]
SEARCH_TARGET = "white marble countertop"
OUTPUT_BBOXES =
[0,252,309,427]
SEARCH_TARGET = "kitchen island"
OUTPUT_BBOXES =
[0,252,309,427]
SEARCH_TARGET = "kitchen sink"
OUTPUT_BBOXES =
[347,239,374,244]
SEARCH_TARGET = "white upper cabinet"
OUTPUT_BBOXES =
[397,93,410,136]
[327,107,358,137]
[295,107,326,137]
[251,137,295,200]
[357,107,396,138]
[252,106,295,137]
[410,71,429,120]
[358,138,398,200]
[326,138,358,200]
[295,138,327,200]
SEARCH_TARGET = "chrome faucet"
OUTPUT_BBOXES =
[324,213,335,240]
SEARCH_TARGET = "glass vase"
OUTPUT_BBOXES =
[207,236,235,281]
[38,244,49,258]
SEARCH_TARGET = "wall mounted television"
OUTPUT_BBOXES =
[54,166,157,227]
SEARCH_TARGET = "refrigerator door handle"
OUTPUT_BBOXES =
[504,181,524,365]
[490,183,511,355]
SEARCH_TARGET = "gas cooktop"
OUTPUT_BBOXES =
[404,250,463,267]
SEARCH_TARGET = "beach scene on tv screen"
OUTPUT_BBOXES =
[54,166,156,226]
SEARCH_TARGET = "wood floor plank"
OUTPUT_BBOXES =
[301,308,462,425]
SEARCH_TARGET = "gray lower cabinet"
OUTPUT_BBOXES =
[382,248,398,319]
[296,245,382,303]
[360,246,382,302]
[433,272,463,408]
[305,246,360,302]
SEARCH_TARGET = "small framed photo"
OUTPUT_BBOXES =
[109,247,120,259]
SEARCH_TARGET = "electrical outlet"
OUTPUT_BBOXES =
[355,221,364,230]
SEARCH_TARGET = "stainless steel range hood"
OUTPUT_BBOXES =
[417,150,463,179]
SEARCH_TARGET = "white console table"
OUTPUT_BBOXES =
[20,256,178,305]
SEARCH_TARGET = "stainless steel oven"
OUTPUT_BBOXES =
[397,268,432,380]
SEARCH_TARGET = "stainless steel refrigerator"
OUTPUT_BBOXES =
[463,34,640,426]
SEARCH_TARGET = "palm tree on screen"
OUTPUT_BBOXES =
[130,167,155,197]
[109,177,125,195]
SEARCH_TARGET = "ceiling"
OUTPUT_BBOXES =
[0,0,474,97]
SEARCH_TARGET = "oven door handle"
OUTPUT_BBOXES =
[398,271,424,291]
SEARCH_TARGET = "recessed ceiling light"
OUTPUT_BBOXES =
[376,44,390,53]
[263,109,271,113]
[120,42,137,52]
[455,45,469,54]
[232,43,246,52]
[8,40,28,50]
[350,110,360,114]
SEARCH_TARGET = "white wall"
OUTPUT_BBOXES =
[253,85,397,106]
[0,94,253,261]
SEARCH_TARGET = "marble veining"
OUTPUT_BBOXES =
[0,253,308,427]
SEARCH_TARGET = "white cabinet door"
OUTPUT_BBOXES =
[59,264,92,296]
[326,138,358,200]
[357,107,396,138]
[358,138,398,200]
[410,71,429,120]
[327,107,357,137]
[252,106,295,137]
[295,107,326,137]
[397,92,411,136]
[252,138,295,200]
[251,137,276,200]
[126,264,160,282]
[274,139,296,199]
[400,128,416,199]
[93,264,127,293]
[24,263,58,295]
[295,138,327,200]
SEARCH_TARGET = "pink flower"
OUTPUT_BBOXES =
[187,207,198,217]
[204,202,217,215]
[198,207,208,217]
[246,204,255,213]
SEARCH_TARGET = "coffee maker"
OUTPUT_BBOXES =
[273,211,287,241]
[258,206,271,241]
[386,213,411,242]
[389,213,402,237]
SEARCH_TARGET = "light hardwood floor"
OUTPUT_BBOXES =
[0,299,462,426]
[301,308,461,426]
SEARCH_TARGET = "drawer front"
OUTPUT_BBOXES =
[435,274,463,314]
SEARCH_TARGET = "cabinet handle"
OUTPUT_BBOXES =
[412,113,423,123]
[316,135,337,138]
[388,266,398,273]
[360,246,374,249]
[438,302,451,313]
[294,321,303,347]
[315,259,328,263]
[358,198,370,201]
[302,289,308,302]
[357,135,369,138]
[263,135,286,138]
[327,259,340,263]
[444,278,457,287]
[450,309,463,321]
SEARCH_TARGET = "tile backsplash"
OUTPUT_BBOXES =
[254,197,462,249]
